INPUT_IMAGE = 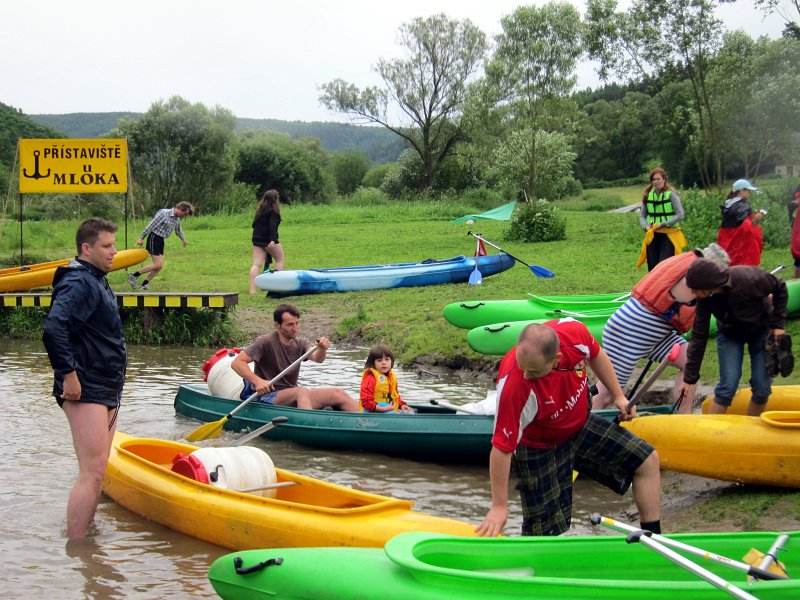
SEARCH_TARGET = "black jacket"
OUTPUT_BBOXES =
[684,266,787,384]
[42,259,127,401]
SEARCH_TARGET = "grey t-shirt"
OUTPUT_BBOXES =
[243,332,313,390]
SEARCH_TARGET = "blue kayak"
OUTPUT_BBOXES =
[254,254,515,295]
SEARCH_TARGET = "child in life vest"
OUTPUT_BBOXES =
[360,345,415,413]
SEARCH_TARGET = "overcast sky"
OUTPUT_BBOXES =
[1,1,788,123]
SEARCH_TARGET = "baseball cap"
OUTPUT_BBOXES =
[732,179,758,192]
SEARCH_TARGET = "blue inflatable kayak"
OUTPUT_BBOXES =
[254,254,515,295]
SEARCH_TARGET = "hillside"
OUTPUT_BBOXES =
[29,112,405,164]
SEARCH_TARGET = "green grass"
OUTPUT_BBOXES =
[2,191,799,386]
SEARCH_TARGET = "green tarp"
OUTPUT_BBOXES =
[451,201,516,224]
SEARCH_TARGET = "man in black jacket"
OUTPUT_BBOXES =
[678,259,788,416]
[43,218,127,538]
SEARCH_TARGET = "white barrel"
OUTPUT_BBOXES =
[189,446,278,498]
[206,351,253,400]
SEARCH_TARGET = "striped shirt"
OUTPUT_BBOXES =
[140,208,185,241]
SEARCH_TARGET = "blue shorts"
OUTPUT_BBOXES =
[240,381,277,404]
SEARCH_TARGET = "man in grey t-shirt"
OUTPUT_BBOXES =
[231,303,358,411]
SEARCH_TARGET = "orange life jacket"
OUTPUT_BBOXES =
[631,251,700,333]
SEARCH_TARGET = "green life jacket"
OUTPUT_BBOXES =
[645,189,676,226]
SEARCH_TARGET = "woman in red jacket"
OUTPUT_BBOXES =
[717,179,764,266]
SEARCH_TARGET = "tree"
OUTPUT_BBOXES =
[328,150,371,195]
[491,127,577,200]
[320,14,487,194]
[483,2,584,199]
[585,0,728,190]
[711,33,800,179]
[754,0,800,38]
[113,96,236,213]
[235,130,336,203]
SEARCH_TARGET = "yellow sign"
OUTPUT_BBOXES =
[19,138,128,193]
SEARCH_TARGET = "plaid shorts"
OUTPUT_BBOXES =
[515,413,654,536]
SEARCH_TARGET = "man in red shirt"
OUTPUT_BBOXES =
[476,319,662,537]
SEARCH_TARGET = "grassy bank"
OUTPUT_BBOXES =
[2,192,798,386]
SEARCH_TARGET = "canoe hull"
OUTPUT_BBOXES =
[254,254,515,295]
[174,384,675,462]
[0,248,149,292]
[209,531,799,600]
[621,413,800,487]
[103,432,475,551]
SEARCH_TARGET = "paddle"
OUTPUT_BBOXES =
[429,399,483,415]
[625,343,682,414]
[467,231,555,278]
[750,533,789,584]
[591,514,788,582]
[233,416,289,446]
[624,530,760,599]
[185,345,318,442]
[469,238,483,285]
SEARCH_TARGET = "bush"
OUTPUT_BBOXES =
[505,200,566,243]
[340,187,391,207]
[362,163,396,188]
[681,188,721,248]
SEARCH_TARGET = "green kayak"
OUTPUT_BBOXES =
[445,278,800,331]
[443,294,626,330]
[209,530,797,600]
[467,315,720,356]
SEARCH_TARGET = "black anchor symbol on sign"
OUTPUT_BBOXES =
[22,150,51,180]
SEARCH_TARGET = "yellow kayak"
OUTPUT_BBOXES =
[103,432,475,550]
[621,412,800,488]
[701,385,800,414]
[0,248,148,292]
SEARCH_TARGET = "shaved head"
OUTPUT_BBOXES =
[516,324,560,380]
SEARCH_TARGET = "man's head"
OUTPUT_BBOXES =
[515,324,561,380]
[75,218,118,272]
[685,258,731,297]
[174,201,195,217]
[273,303,301,340]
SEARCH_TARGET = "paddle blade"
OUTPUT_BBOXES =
[530,265,555,278]
[185,417,227,442]
[469,267,483,285]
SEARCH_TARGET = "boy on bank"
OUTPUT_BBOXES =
[128,201,194,290]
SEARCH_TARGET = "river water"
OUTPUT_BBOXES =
[1,339,637,599]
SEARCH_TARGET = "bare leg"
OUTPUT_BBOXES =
[267,242,285,271]
[746,401,766,416]
[62,402,117,538]
[669,345,692,414]
[274,387,358,411]
[136,255,164,282]
[250,246,267,295]
[631,451,661,523]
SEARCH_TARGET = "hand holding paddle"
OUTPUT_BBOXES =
[467,231,555,278]
[185,345,318,442]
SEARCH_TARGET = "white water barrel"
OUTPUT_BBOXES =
[203,348,253,400]
[189,446,278,498]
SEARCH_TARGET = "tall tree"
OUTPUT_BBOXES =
[484,2,583,199]
[586,0,728,190]
[113,96,236,213]
[319,14,487,194]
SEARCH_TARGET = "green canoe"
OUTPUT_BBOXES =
[445,278,800,330]
[174,384,673,462]
[209,530,797,600]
